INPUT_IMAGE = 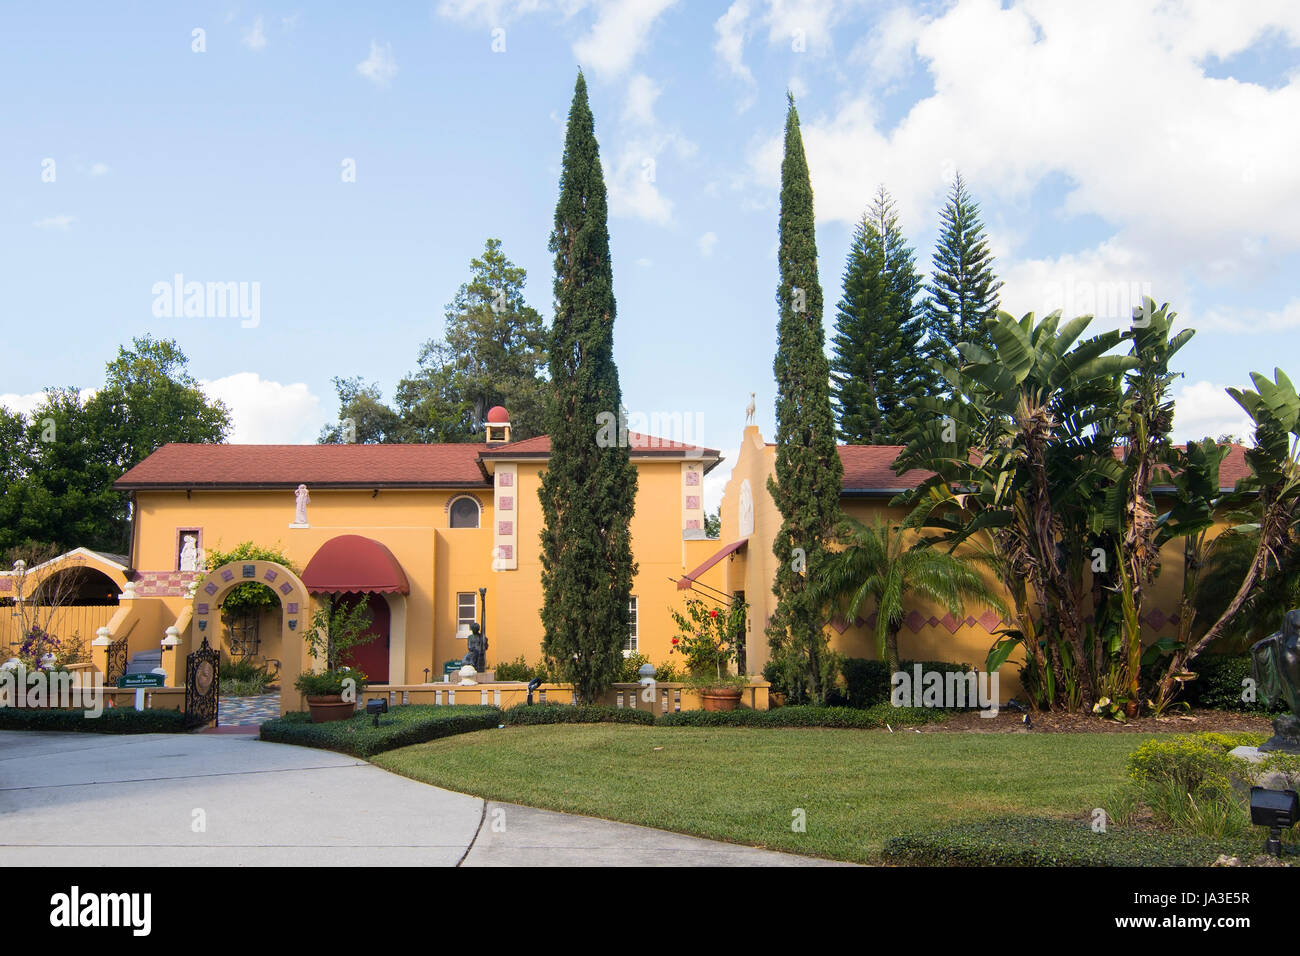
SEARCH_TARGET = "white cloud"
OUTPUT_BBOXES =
[623,73,660,126]
[1171,380,1254,444]
[744,0,1300,319]
[242,16,267,51]
[697,231,719,257]
[1199,297,1300,333]
[33,215,75,230]
[573,0,677,79]
[0,388,96,418]
[356,41,398,88]
[714,1,755,108]
[90,163,109,177]
[606,132,696,224]
[200,373,325,444]
[436,0,558,27]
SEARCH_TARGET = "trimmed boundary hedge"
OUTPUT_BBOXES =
[0,707,190,734]
[882,816,1244,867]
[259,704,501,758]
[502,703,655,726]
[656,703,943,728]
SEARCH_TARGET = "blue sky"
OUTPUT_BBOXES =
[4,1,1299,511]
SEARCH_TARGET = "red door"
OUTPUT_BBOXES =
[340,592,390,684]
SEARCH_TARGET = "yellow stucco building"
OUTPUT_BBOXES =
[93,408,728,712]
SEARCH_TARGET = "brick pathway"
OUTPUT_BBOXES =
[219,692,281,726]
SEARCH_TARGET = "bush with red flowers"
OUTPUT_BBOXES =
[668,597,749,689]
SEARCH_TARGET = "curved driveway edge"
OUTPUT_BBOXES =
[0,731,844,867]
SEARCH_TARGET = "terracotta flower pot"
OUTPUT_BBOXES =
[700,687,743,711]
[306,694,355,723]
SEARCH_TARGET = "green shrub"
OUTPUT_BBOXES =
[259,704,499,758]
[219,678,272,697]
[503,703,655,726]
[828,659,977,710]
[1124,732,1268,840]
[221,655,273,684]
[654,660,684,682]
[882,816,1242,867]
[1127,732,1263,793]
[493,656,533,681]
[0,706,189,734]
[1179,655,1285,712]
[655,703,941,729]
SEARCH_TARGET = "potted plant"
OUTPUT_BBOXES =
[295,597,376,723]
[669,597,749,711]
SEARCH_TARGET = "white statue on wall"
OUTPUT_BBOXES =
[293,484,310,526]
[745,392,756,425]
[179,534,199,572]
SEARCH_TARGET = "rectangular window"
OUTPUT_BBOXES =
[625,596,638,652]
[457,592,477,634]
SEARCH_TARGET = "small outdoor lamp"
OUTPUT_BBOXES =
[526,676,543,705]
[1250,787,1298,857]
[366,697,389,727]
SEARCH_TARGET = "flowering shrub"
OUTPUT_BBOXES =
[14,626,85,672]
[668,597,747,687]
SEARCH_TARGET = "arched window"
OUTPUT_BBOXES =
[449,496,481,529]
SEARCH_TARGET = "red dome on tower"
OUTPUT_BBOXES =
[486,405,510,424]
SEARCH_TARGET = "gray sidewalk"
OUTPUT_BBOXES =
[0,731,840,866]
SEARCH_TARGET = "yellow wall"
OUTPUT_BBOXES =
[719,424,1227,700]
[121,451,726,701]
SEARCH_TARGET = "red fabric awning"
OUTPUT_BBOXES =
[302,535,410,594]
[677,538,748,590]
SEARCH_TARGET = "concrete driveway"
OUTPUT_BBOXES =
[0,731,840,866]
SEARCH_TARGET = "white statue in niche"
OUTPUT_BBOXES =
[179,534,199,572]
[739,479,754,538]
[293,484,310,526]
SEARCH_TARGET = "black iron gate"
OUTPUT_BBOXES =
[106,635,128,685]
[184,637,220,728]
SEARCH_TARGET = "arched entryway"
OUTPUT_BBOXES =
[191,560,312,715]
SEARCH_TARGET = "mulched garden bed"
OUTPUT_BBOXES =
[912,707,1273,734]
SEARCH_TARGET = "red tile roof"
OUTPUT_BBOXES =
[116,432,726,491]
[114,443,490,489]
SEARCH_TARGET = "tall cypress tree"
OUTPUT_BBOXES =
[765,95,843,706]
[925,172,1002,367]
[538,72,638,704]
[830,185,930,443]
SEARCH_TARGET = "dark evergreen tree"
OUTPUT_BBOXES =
[537,72,638,704]
[830,186,930,443]
[925,172,1002,367]
[765,95,844,706]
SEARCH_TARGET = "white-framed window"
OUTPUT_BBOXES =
[624,596,638,653]
[449,496,481,529]
[456,592,477,635]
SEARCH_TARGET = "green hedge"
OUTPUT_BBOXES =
[882,816,1243,867]
[656,703,941,729]
[502,703,655,726]
[259,705,501,757]
[1180,655,1285,712]
[829,659,977,710]
[0,707,190,734]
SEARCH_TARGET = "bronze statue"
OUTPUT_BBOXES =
[461,622,488,673]
[1250,608,1300,753]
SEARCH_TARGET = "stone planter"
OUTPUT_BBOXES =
[700,687,743,711]
[306,694,355,723]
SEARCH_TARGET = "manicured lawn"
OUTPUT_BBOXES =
[374,725,1149,863]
